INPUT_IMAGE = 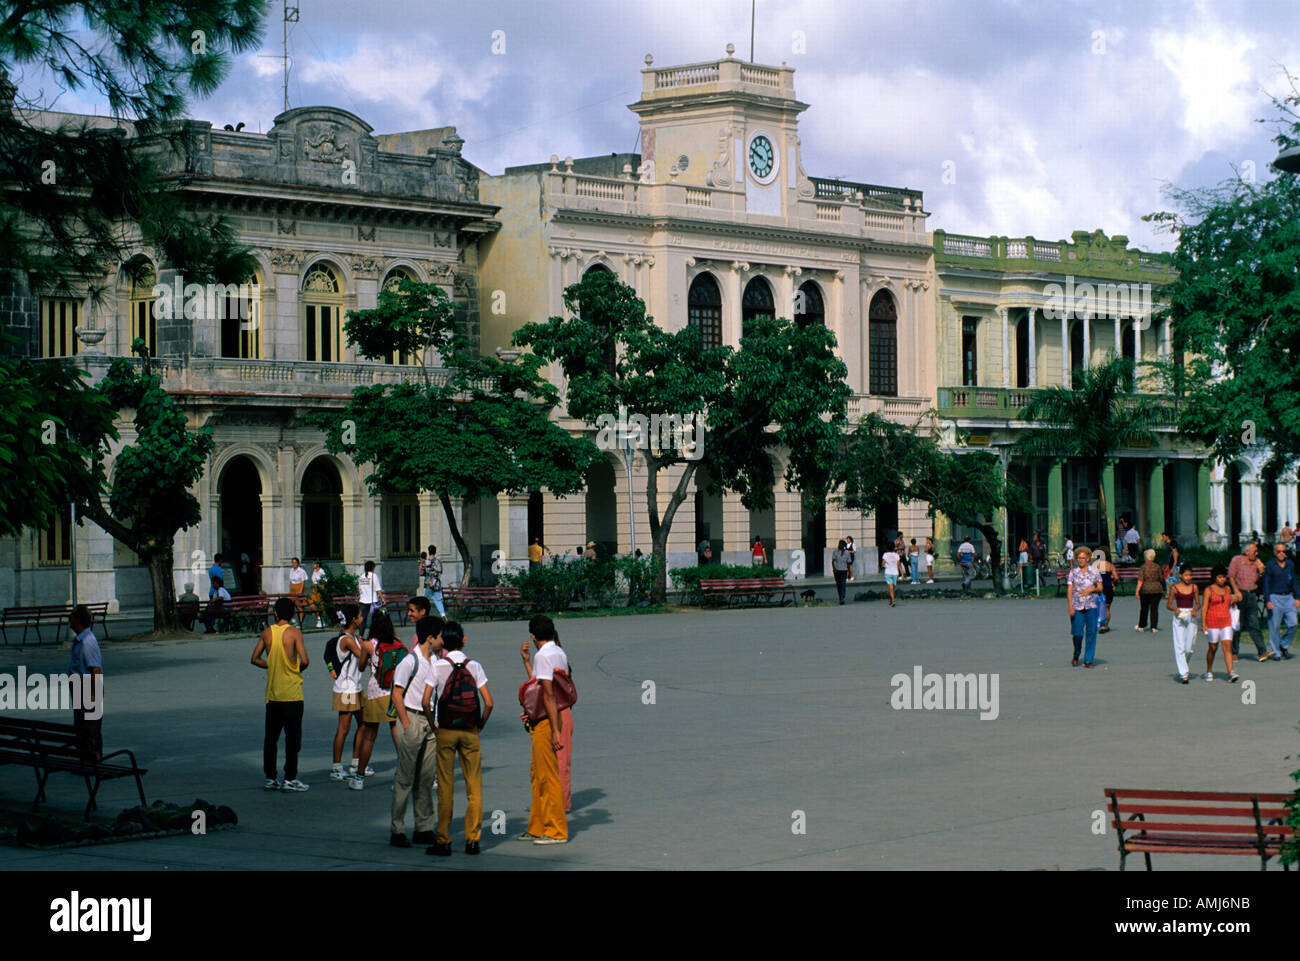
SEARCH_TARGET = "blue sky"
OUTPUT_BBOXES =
[18,0,1300,251]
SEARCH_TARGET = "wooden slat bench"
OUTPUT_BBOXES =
[1,602,111,646]
[1104,787,1295,870]
[197,596,272,633]
[0,717,147,819]
[442,586,523,620]
[699,577,799,608]
[1114,566,1140,595]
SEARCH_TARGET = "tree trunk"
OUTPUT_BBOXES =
[145,548,183,633]
[644,456,699,604]
[439,492,475,587]
[974,521,1004,595]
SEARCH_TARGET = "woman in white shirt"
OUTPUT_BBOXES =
[331,604,367,788]
[881,547,901,608]
[358,560,384,630]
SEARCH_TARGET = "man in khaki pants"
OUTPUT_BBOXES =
[422,621,493,856]
[389,615,443,848]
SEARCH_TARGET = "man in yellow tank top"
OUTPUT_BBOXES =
[252,597,311,791]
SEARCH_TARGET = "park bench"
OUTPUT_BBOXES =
[1,602,111,646]
[1114,566,1140,595]
[197,595,272,633]
[699,577,799,608]
[0,716,147,819]
[442,586,524,620]
[1104,787,1295,870]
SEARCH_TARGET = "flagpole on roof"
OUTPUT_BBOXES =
[750,0,756,61]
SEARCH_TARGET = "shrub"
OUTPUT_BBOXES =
[501,554,667,611]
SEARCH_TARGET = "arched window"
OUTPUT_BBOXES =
[742,276,774,334]
[381,268,418,365]
[584,263,617,375]
[688,273,722,349]
[1015,311,1029,388]
[220,273,261,359]
[129,263,158,357]
[868,290,898,397]
[303,262,344,362]
[302,458,344,560]
[795,280,824,329]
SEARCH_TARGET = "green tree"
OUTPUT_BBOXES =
[71,344,214,632]
[1014,355,1162,548]
[1,0,268,297]
[311,278,600,584]
[1143,83,1300,465]
[515,270,850,603]
[835,412,1026,591]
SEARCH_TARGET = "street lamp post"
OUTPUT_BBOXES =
[1273,145,1300,173]
[616,429,642,556]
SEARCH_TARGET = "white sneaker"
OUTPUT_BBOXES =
[348,775,364,791]
[329,767,347,781]
[1203,672,1214,682]
[316,618,324,628]
[926,580,935,584]
[264,778,282,791]
[281,779,310,792]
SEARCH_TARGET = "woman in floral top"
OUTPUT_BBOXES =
[1066,546,1104,667]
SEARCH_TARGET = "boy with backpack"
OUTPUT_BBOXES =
[351,611,407,784]
[422,620,493,856]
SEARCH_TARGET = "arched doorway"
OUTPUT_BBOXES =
[218,456,262,594]
[584,456,618,557]
[1015,312,1029,388]
[1225,461,1242,547]
[800,499,826,575]
[302,458,344,562]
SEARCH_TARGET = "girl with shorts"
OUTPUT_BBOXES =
[353,611,406,783]
[1166,566,1199,684]
[330,604,368,788]
[1200,565,1240,683]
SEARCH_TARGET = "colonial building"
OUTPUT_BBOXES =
[930,229,1199,560]
[2,106,499,609]
[479,47,937,573]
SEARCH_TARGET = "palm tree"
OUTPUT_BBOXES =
[1015,356,1165,549]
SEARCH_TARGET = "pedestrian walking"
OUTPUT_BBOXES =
[1135,549,1164,632]
[881,542,901,607]
[957,536,976,591]
[1094,548,1116,633]
[830,539,851,605]
[1167,565,1199,683]
[750,536,767,568]
[309,560,326,627]
[1263,544,1299,661]
[909,538,921,585]
[924,536,936,583]
[1200,566,1240,683]
[845,535,856,580]
[67,606,103,759]
[358,560,383,629]
[251,597,310,791]
[420,546,446,617]
[1066,546,1103,668]
[1228,542,1268,660]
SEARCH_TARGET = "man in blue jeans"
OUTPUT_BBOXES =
[1263,544,1299,660]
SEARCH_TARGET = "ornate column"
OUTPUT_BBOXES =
[1276,465,1298,532]
[1102,458,1117,546]
[724,262,747,347]
[1060,313,1069,387]
[1027,307,1037,388]
[1113,313,1121,356]
[1207,460,1227,548]
[1081,315,1091,371]
[1000,306,1009,388]
[1047,459,1064,555]
[781,265,800,321]
[1134,321,1143,388]
[1163,315,1172,357]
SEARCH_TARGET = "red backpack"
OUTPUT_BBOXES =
[373,638,409,691]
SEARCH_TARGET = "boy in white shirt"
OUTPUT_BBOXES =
[422,621,493,856]
[389,614,443,848]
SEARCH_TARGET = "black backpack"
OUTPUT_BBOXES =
[437,660,481,730]
[323,634,354,679]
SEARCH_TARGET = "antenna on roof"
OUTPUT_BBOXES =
[257,0,298,114]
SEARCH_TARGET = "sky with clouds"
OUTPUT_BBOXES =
[19,0,1300,251]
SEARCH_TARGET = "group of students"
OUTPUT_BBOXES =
[1065,540,1299,682]
[250,596,574,853]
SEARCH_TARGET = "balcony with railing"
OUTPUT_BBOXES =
[934,229,1174,282]
[937,385,1177,425]
[639,56,795,100]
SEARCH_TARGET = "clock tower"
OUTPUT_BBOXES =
[628,46,812,217]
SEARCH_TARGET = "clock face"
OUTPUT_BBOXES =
[748,134,775,181]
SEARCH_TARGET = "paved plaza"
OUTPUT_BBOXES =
[1,592,1296,871]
